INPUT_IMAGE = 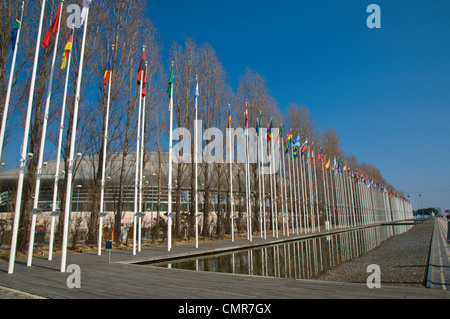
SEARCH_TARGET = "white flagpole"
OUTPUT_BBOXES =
[336,161,343,228]
[227,105,234,242]
[271,132,278,238]
[290,144,298,234]
[300,153,308,232]
[138,62,148,253]
[49,26,75,261]
[8,0,46,274]
[98,44,114,256]
[259,121,266,239]
[257,116,262,238]
[278,126,286,236]
[325,160,333,230]
[0,1,25,162]
[312,144,320,232]
[246,111,252,242]
[245,126,249,240]
[330,168,337,229]
[342,166,350,228]
[281,131,289,237]
[167,61,174,252]
[268,130,274,237]
[133,46,145,255]
[294,148,303,233]
[60,0,90,273]
[286,136,294,236]
[307,146,315,231]
[194,76,199,248]
[321,159,329,230]
[348,170,357,227]
[27,0,64,267]
[328,161,336,229]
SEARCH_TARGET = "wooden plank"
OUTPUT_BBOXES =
[1,224,449,299]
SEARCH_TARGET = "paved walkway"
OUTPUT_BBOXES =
[426,218,450,290]
[1,221,449,299]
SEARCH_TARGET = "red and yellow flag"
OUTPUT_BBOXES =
[61,35,73,69]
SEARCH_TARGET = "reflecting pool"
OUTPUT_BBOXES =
[141,225,413,280]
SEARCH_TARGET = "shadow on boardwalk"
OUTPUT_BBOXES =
[0,220,449,299]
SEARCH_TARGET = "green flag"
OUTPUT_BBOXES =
[167,63,174,98]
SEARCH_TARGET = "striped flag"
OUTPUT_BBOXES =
[60,34,73,69]
[300,141,308,152]
[284,131,292,145]
[102,50,114,88]
[317,150,323,162]
[137,51,146,85]
[266,119,272,142]
[10,2,24,52]
[10,19,21,52]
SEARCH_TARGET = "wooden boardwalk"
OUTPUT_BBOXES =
[426,218,450,290]
[1,222,449,299]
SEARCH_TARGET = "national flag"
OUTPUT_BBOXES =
[10,2,23,52]
[277,126,282,144]
[102,49,114,88]
[244,104,248,134]
[321,156,326,170]
[317,150,323,162]
[137,51,146,85]
[300,141,308,152]
[227,105,232,129]
[42,5,62,49]
[194,78,199,109]
[167,63,175,99]
[293,146,298,158]
[311,143,315,160]
[60,34,73,69]
[255,117,260,136]
[10,18,21,52]
[141,65,148,98]
[293,136,300,147]
[266,119,272,142]
[284,131,292,145]
[325,159,331,170]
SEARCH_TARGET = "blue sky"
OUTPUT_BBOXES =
[3,1,448,212]
[147,0,450,211]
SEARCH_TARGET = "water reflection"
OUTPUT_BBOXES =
[145,225,412,280]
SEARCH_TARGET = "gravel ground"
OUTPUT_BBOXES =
[0,286,45,299]
[315,219,434,287]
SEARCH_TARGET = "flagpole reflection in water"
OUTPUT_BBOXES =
[144,225,413,280]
